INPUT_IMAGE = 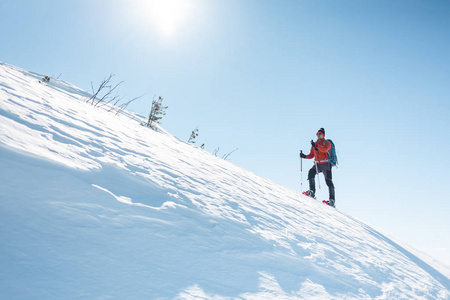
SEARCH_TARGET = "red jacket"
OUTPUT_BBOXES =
[306,139,331,164]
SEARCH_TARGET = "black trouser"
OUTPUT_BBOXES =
[308,162,335,200]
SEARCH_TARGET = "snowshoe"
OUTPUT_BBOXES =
[322,199,335,208]
[302,190,316,199]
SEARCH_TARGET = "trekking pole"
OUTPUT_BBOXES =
[311,139,321,190]
[300,151,303,192]
[315,160,321,189]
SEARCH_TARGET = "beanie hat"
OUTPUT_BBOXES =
[317,128,325,136]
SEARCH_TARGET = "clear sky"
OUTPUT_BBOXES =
[1,0,449,265]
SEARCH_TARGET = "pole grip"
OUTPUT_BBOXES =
[300,150,303,192]
[300,150,303,171]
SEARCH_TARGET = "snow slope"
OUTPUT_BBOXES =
[1,62,449,299]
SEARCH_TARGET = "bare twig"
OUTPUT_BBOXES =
[223,148,238,160]
[86,73,115,105]
[115,95,144,115]
[94,80,124,107]
[96,90,122,109]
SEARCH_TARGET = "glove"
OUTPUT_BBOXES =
[311,140,318,151]
[300,152,306,158]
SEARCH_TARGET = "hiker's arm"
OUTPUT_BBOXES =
[317,141,331,153]
[305,146,315,159]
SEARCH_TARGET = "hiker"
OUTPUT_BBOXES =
[300,128,335,207]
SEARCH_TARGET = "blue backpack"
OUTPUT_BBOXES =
[326,139,338,167]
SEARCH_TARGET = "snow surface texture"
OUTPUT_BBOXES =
[1,62,449,299]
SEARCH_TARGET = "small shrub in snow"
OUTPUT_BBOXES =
[146,96,168,131]
[188,128,199,144]
[187,128,205,149]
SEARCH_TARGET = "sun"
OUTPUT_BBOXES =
[136,0,195,38]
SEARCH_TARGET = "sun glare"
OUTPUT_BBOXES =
[137,0,195,38]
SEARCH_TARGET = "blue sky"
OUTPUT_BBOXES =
[1,0,450,265]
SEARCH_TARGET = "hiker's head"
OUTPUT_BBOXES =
[316,128,325,140]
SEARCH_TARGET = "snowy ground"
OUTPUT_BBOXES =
[1,62,449,299]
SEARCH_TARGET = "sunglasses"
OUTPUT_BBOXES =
[316,133,323,136]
